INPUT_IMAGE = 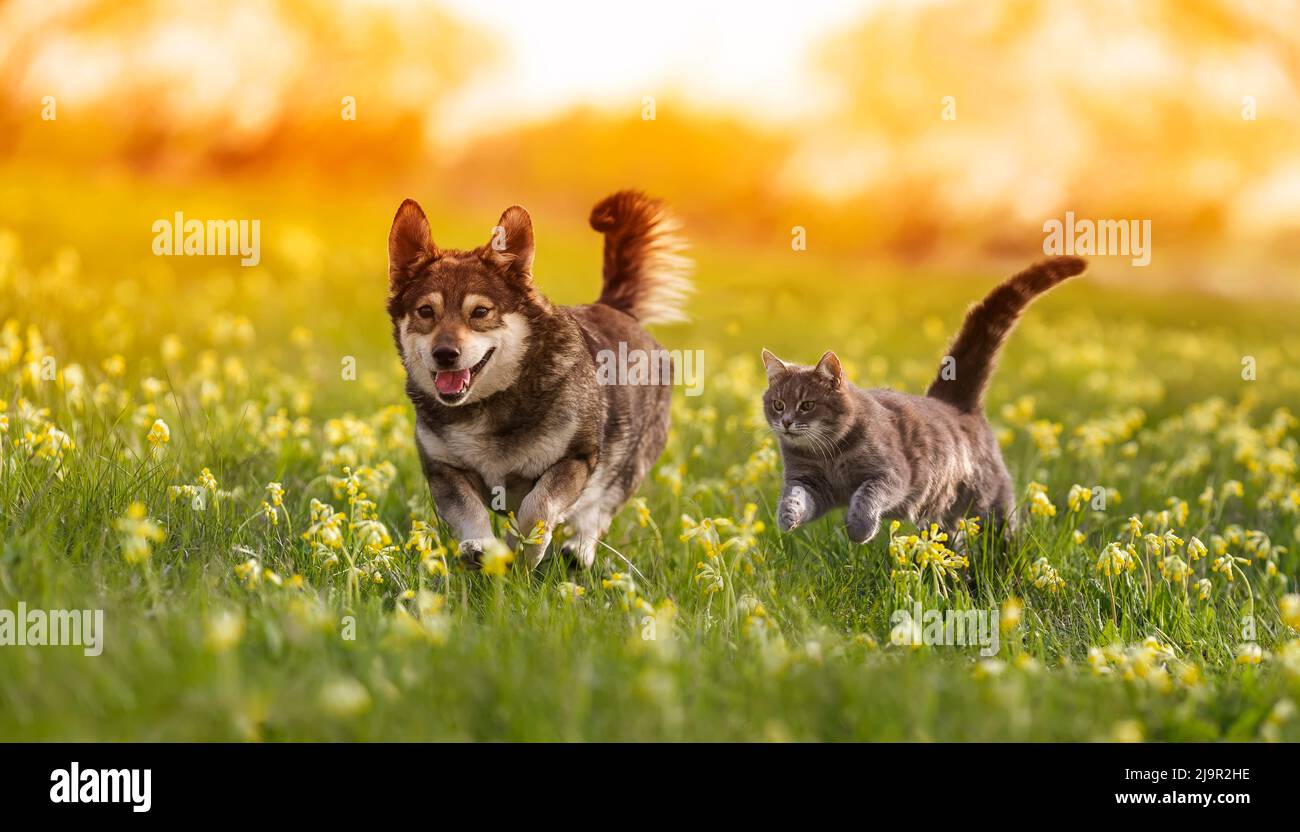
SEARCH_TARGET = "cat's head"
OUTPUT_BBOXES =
[760,349,851,448]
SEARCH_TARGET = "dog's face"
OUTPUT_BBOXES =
[760,349,850,449]
[387,200,541,406]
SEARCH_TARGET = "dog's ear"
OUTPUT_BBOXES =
[814,350,843,385]
[487,205,534,280]
[388,199,435,288]
[761,348,789,382]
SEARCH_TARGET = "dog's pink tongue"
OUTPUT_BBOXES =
[435,369,470,395]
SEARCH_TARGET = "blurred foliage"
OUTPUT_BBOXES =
[1,0,1299,283]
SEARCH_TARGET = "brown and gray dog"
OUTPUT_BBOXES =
[387,191,691,567]
[761,256,1086,544]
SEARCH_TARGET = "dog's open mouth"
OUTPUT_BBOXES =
[434,348,495,403]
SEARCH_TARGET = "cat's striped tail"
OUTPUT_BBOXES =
[926,256,1086,413]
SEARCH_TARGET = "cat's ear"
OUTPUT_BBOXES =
[389,199,436,287]
[761,349,789,382]
[814,350,843,385]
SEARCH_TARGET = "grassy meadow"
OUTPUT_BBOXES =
[2,170,1299,741]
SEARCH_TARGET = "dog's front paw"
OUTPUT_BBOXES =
[559,537,597,569]
[521,536,553,569]
[456,537,499,567]
[777,486,811,532]
[514,512,554,569]
[845,511,881,545]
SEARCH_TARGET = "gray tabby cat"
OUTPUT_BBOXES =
[761,256,1086,543]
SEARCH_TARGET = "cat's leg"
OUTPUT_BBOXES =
[846,475,907,544]
[777,479,832,531]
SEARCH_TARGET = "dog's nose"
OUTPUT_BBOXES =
[432,346,461,367]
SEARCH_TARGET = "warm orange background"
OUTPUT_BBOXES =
[2,0,1299,294]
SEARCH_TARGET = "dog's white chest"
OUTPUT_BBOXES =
[416,418,576,488]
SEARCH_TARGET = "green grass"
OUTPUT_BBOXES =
[1,172,1299,741]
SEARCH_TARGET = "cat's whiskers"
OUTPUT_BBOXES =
[780,422,836,461]
[805,425,839,461]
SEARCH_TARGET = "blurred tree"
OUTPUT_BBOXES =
[0,0,497,176]
[813,0,1300,256]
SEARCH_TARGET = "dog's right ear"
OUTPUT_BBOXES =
[388,199,435,288]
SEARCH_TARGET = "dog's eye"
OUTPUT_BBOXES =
[798,400,815,413]
[772,400,785,413]
[416,305,435,320]
[470,306,491,319]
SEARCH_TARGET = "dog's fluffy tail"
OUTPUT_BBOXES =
[590,190,693,325]
[926,256,1087,413]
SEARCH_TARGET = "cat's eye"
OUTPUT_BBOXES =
[416,305,435,320]
[470,305,491,319]
[772,400,785,413]
[798,400,815,413]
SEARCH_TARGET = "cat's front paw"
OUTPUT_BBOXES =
[846,511,881,544]
[777,486,811,531]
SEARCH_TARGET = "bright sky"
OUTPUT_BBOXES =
[436,0,875,142]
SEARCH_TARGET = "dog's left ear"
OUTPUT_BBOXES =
[488,205,534,280]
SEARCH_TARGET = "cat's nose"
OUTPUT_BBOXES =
[781,416,794,430]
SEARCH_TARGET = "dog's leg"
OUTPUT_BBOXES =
[425,461,496,565]
[517,457,592,568]
[560,503,606,569]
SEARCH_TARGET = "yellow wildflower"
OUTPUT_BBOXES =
[1025,482,1056,517]
[1109,721,1145,746]
[203,610,245,653]
[114,502,165,564]
[1029,557,1065,592]
[1279,594,1300,631]
[146,418,170,447]
[265,482,285,507]
[1125,515,1142,537]
[630,497,652,528]
[556,582,586,602]
[1096,542,1136,576]
[479,539,514,577]
[319,677,371,718]
[1000,598,1023,633]
[1158,555,1190,585]
[1236,643,1263,665]
[101,354,126,377]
